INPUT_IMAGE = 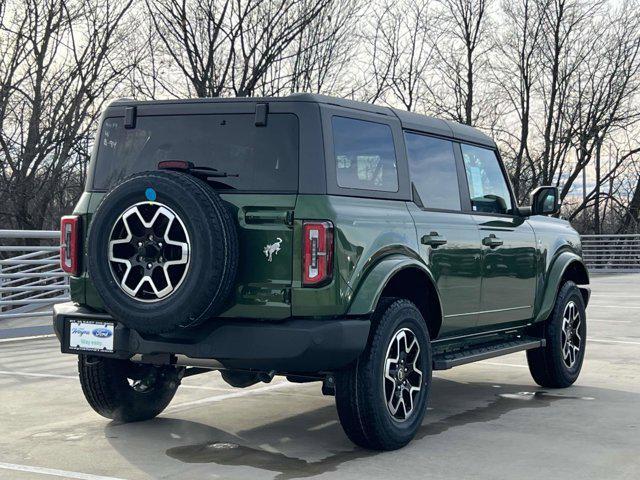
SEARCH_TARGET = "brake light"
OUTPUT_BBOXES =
[302,221,333,286]
[158,160,193,170]
[60,215,80,275]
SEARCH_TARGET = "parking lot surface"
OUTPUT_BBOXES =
[1,274,639,480]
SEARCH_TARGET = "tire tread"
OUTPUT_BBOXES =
[336,298,431,450]
[78,355,179,422]
[527,281,586,388]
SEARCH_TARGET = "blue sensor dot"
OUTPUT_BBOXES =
[145,188,157,201]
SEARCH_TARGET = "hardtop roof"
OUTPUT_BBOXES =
[109,93,496,148]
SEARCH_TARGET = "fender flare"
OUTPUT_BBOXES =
[347,254,443,320]
[535,251,590,323]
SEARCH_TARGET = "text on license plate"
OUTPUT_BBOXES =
[69,320,114,352]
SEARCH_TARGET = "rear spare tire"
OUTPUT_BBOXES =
[87,171,238,334]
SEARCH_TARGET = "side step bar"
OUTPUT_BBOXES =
[433,337,545,370]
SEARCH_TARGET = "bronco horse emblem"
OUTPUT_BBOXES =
[263,238,282,262]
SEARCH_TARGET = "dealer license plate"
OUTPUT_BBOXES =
[68,320,115,352]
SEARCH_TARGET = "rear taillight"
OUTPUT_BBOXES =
[302,221,333,286]
[60,215,80,275]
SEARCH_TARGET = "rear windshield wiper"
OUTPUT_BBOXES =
[190,165,239,178]
[158,161,239,178]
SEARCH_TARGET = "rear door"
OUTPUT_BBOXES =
[405,132,483,337]
[459,143,537,327]
[91,103,299,319]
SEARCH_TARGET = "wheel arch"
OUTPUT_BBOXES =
[535,252,590,323]
[348,256,443,340]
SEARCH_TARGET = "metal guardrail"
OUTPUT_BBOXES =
[581,234,640,273]
[0,230,69,319]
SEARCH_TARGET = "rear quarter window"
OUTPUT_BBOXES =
[332,116,398,192]
[92,113,299,192]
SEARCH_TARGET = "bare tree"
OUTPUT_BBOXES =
[286,0,362,95]
[0,0,134,230]
[232,0,333,96]
[430,0,493,125]
[146,0,234,98]
[493,0,547,201]
[530,0,640,232]
[534,0,594,188]
[147,0,331,99]
[620,161,640,232]
[358,0,439,111]
[127,3,188,100]
[490,0,640,233]
[357,4,396,103]
[1,0,639,235]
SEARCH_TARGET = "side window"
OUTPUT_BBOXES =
[461,144,513,214]
[405,132,461,211]
[332,116,398,192]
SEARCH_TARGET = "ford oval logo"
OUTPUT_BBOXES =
[92,328,113,339]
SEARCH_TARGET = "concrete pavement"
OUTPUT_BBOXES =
[0,274,638,479]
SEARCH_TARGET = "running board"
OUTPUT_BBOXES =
[432,337,545,370]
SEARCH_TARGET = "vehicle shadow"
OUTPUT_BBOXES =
[104,377,597,480]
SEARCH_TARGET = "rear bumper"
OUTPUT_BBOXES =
[53,302,370,373]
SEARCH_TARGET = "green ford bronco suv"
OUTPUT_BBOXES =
[54,93,590,451]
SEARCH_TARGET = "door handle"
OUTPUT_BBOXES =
[421,232,448,248]
[482,234,503,248]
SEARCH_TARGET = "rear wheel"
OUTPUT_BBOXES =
[335,298,432,450]
[78,355,181,422]
[527,281,587,388]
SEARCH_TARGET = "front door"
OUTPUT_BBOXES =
[405,132,483,337]
[460,143,537,328]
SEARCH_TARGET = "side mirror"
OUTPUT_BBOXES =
[530,186,560,216]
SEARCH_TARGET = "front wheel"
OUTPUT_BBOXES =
[335,298,432,451]
[78,355,181,422]
[527,281,587,388]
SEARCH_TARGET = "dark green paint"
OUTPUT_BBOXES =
[216,194,295,319]
[406,204,482,336]
[292,195,419,317]
[68,96,588,347]
[70,189,587,341]
[473,214,537,327]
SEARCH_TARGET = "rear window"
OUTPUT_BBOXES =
[93,113,299,191]
[332,116,398,192]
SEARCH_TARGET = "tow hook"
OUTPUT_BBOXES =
[258,370,275,383]
[322,375,336,396]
